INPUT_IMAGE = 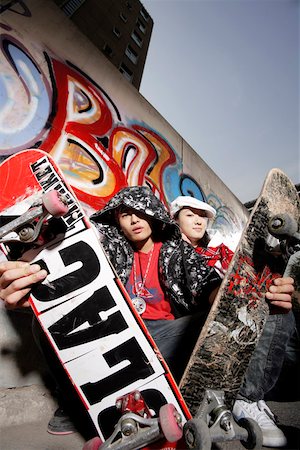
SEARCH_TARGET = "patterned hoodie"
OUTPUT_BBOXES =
[91,186,221,318]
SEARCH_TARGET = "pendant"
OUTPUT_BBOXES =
[131,296,146,315]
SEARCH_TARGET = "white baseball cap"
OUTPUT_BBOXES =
[170,196,216,219]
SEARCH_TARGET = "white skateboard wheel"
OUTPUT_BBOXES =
[159,403,183,442]
[42,191,68,217]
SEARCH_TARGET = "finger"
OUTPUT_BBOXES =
[0,260,30,275]
[7,268,47,292]
[4,288,32,309]
[268,300,292,312]
[0,268,47,307]
[266,290,292,300]
[0,264,43,289]
[268,283,294,295]
[272,277,294,286]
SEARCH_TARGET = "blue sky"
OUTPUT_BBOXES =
[140,0,299,203]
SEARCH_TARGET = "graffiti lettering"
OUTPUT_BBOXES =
[0,32,240,234]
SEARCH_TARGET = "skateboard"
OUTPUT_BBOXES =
[0,149,190,450]
[179,168,300,449]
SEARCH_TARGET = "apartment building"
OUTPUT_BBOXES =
[53,0,153,89]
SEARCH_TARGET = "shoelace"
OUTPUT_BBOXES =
[257,400,278,422]
[243,401,276,427]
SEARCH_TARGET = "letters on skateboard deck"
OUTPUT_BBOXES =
[0,149,191,449]
[179,168,299,448]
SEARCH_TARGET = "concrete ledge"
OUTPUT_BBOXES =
[0,384,57,428]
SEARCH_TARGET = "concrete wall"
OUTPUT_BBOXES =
[0,0,249,388]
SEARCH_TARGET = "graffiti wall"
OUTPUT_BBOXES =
[0,0,251,389]
[0,0,249,249]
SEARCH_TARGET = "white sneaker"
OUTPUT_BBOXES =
[233,399,287,447]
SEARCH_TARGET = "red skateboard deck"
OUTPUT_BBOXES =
[0,149,190,448]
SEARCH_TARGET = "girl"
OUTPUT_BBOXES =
[170,195,294,448]
[170,195,233,278]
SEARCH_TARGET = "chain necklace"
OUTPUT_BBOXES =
[131,244,154,314]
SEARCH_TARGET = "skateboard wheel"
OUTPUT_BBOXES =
[82,436,103,450]
[159,403,183,442]
[238,418,263,450]
[268,213,298,238]
[42,191,68,217]
[183,418,211,449]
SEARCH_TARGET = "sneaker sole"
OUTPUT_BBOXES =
[263,437,287,448]
[47,429,76,435]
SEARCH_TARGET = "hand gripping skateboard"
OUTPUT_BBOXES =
[179,168,300,449]
[0,149,190,450]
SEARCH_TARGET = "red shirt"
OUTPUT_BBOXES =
[126,242,175,320]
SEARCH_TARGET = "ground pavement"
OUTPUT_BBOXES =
[0,385,299,450]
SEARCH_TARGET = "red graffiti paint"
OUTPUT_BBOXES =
[1,38,205,213]
[227,254,280,308]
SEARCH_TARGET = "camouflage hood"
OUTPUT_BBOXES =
[91,185,181,241]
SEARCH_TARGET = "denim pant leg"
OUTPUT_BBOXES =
[32,317,85,408]
[238,310,295,401]
[144,312,207,383]
[284,309,300,366]
[31,317,98,436]
[31,316,74,403]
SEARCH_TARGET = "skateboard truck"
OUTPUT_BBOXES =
[268,213,300,280]
[85,391,183,450]
[184,389,263,449]
[0,190,68,246]
[268,213,299,241]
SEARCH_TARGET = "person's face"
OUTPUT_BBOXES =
[116,207,153,248]
[177,207,208,246]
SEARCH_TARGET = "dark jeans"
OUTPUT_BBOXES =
[146,311,295,401]
[144,312,207,382]
[237,311,295,401]
[31,317,97,437]
[32,309,295,409]
[32,316,77,406]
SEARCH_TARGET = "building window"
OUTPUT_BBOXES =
[136,19,146,34]
[125,45,138,64]
[140,7,149,22]
[119,63,133,82]
[120,12,128,23]
[61,0,86,17]
[131,30,143,48]
[113,27,121,38]
[103,44,113,58]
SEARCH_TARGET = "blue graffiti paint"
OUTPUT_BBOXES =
[0,41,51,154]
[180,174,205,201]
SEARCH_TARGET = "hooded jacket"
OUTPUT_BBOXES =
[91,186,221,317]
